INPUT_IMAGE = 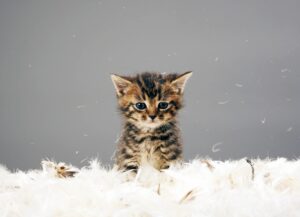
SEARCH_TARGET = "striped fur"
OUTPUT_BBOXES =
[111,72,192,172]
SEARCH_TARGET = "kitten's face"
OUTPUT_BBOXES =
[111,72,192,129]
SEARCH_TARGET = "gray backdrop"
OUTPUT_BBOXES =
[0,0,299,170]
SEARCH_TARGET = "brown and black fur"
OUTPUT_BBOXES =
[111,72,192,172]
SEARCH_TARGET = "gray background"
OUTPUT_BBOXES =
[0,0,299,170]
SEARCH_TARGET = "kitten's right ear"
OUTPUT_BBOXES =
[171,71,193,93]
[111,74,132,96]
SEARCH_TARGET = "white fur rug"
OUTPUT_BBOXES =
[0,158,300,217]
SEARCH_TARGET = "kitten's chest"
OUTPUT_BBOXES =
[139,137,163,168]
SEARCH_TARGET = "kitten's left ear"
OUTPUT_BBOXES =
[171,71,193,93]
[111,74,132,96]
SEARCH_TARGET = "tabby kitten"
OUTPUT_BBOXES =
[111,72,192,172]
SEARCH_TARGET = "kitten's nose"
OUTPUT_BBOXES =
[149,115,156,120]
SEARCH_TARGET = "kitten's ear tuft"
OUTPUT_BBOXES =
[111,74,132,96]
[171,71,193,93]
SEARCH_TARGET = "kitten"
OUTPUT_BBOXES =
[111,72,192,172]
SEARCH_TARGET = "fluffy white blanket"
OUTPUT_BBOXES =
[0,158,299,217]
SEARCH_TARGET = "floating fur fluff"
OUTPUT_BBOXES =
[0,158,300,217]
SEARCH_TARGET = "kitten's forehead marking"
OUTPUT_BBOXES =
[136,74,163,100]
[128,72,185,103]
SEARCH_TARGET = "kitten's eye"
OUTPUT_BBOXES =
[158,102,169,110]
[135,102,147,110]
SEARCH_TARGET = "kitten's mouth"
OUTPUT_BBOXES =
[147,120,159,125]
[139,120,162,129]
